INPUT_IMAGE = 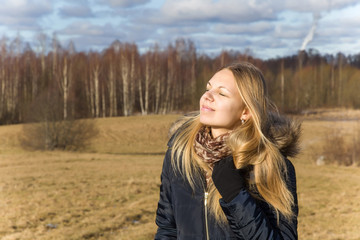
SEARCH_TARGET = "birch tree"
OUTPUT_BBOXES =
[104,45,118,117]
[141,51,152,114]
[8,35,22,121]
[86,52,101,118]
[119,43,139,116]
[162,45,176,114]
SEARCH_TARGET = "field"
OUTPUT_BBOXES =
[0,111,360,239]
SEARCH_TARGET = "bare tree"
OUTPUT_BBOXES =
[86,52,101,118]
[280,59,285,109]
[337,53,345,106]
[142,51,152,114]
[153,44,163,114]
[163,45,176,114]
[9,34,22,121]
[120,45,130,116]
[104,46,117,117]
[56,54,71,119]
[0,37,7,120]
[129,44,138,115]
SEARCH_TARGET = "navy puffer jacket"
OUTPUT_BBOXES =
[155,114,300,239]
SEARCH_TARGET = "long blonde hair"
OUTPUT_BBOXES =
[171,62,295,223]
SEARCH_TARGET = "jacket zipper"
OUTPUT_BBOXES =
[204,191,210,240]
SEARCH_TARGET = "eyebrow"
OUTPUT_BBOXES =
[207,81,231,92]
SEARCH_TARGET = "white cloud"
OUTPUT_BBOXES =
[59,21,119,37]
[214,22,273,35]
[96,0,151,8]
[56,21,127,50]
[0,0,53,34]
[281,0,359,12]
[0,0,360,58]
[135,0,275,27]
[0,0,52,17]
[59,4,94,18]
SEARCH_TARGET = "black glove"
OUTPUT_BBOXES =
[212,156,246,203]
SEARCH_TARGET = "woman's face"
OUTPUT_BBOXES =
[199,68,244,138]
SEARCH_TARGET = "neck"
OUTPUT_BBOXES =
[210,127,230,138]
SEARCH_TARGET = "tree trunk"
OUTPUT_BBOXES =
[331,62,335,104]
[163,54,174,114]
[63,58,68,120]
[94,65,100,118]
[108,64,117,117]
[129,47,136,115]
[144,53,151,115]
[154,49,161,114]
[84,73,92,117]
[121,52,129,116]
[102,83,106,117]
[338,55,343,106]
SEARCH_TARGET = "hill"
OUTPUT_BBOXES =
[0,111,359,239]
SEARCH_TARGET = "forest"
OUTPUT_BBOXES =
[0,34,360,124]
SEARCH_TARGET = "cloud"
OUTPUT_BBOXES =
[0,0,53,33]
[59,4,94,18]
[161,25,211,36]
[96,0,151,8]
[57,21,126,50]
[0,0,359,59]
[142,0,360,26]
[281,0,359,12]
[214,22,273,35]
[274,22,307,40]
[0,0,52,17]
[194,33,251,50]
[59,21,121,37]
[141,0,276,26]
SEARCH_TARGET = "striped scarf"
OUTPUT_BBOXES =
[194,126,231,185]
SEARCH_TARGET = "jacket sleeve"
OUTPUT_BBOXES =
[219,159,298,240]
[154,148,177,239]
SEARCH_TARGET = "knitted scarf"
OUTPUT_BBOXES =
[194,126,232,185]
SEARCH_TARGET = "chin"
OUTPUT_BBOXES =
[199,116,211,126]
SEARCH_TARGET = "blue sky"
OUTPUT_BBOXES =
[0,0,359,59]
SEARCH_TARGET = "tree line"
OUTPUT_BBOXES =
[0,34,359,124]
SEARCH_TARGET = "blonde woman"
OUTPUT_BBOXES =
[155,62,301,239]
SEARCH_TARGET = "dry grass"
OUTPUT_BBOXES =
[296,115,360,240]
[87,115,179,154]
[0,152,163,240]
[0,111,359,239]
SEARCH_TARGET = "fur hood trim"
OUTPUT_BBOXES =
[267,112,301,158]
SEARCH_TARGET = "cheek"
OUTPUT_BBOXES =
[218,101,236,112]
[221,102,242,118]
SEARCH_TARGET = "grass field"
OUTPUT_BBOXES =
[0,111,359,239]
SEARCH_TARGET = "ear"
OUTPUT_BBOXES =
[240,107,251,121]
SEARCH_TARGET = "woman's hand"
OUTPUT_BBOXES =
[212,156,246,203]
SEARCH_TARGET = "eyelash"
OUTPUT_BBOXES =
[205,89,226,97]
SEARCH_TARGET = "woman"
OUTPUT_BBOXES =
[155,62,301,239]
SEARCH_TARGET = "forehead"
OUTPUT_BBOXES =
[208,69,237,90]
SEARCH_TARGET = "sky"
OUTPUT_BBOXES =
[0,0,360,59]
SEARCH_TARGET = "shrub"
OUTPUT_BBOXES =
[322,124,360,166]
[20,119,98,151]
[20,91,98,151]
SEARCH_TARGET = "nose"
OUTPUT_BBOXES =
[202,90,214,102]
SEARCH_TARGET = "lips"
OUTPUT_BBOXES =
[201,105,214,111]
